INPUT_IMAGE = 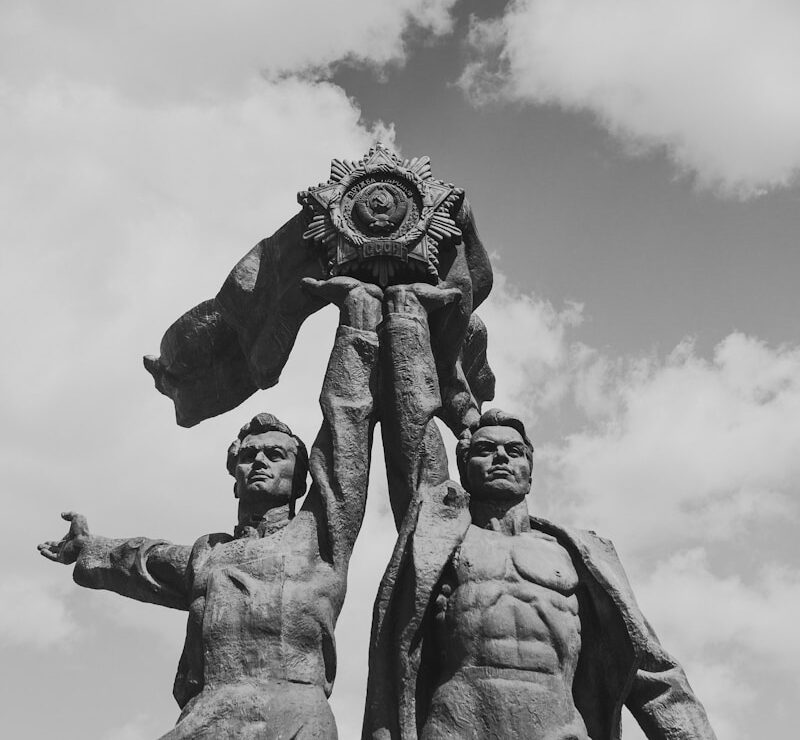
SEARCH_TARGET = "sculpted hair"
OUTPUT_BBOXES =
[227,413,309,515]
[456,408,534,489]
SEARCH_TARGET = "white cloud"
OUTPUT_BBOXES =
[0,0,457,102]
[625,548,800,739]
[0,577,77,648]
[0,75,391,317]
[639,548,800,673]
[461,0,800,196]
[548,333,800,550]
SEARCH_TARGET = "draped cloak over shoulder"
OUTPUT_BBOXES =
[362,482,718,740]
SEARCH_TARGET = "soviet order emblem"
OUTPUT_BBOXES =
[352,182,408,234]
[299,144,464,286]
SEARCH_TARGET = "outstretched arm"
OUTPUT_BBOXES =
[38,512,190,610]
[300,277,382,570]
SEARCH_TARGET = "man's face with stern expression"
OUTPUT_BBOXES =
[233,430,298,505]
[465,425,532,503]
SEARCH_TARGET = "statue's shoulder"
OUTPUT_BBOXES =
[529,516,620,563]
[414,481,471,542]
[423,480,470,513]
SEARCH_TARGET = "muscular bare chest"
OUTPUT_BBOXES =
[454,525,579,596]
[435,526,582,673]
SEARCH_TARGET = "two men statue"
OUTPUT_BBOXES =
[39,147,716,739]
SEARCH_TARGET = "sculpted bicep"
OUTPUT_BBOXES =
[148,543,192,591]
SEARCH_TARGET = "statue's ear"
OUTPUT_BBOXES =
[233,482,240,499]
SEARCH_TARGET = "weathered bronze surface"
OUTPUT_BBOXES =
[40,148,716,739]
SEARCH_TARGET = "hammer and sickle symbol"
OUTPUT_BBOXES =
[355,183,409,234]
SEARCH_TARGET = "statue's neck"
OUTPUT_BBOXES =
[236,501,291,537]
[470,498,530,535]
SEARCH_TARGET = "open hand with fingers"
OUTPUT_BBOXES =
[37,511,90,565]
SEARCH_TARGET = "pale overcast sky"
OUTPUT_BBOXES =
[2,2,799,739]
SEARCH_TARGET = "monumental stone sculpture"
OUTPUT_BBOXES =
[363,414,719,740]
[39,145,716,739]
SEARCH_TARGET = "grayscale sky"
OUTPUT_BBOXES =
[2,2,798,738]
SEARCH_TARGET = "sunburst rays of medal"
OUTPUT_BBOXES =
[298,144,464,286]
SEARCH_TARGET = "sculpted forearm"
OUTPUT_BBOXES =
[311,324,379,550]
[39,512,190,610]
[73,536,190,610]
[302,278,381,564]
[380,285,455,528]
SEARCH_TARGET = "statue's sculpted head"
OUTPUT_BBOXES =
[227,414,309,514]
[457,409,533,503]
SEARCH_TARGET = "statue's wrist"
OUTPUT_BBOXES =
[66,534,91,564]
[340,291,382,330]
[381,285,429,319]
